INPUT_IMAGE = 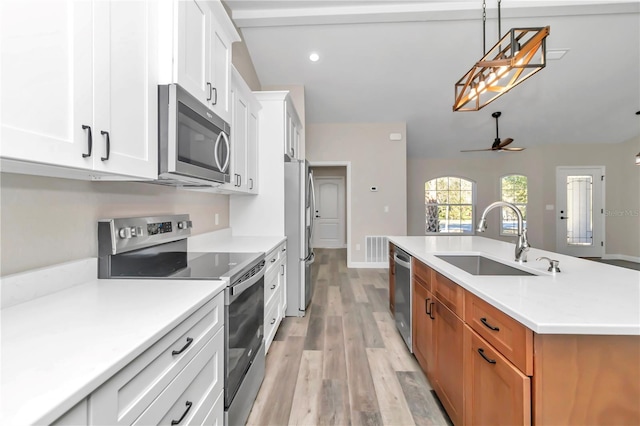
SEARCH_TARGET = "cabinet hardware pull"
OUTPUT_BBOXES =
[282,247,286,252]
[171,401,193,425]
[171,337,193,355]
[100,131,110,161]
[425,297,431,315]
[82,125,92,158]
[480,317,500,331]
[249,178,253,190]
[212,87,217,105]
[206,83,213,101]
[271,318,276,325]
[271,258,277,263]
[429,302,435,320]
[478,348,497,364]
[271,284,276,290]
[281,264,285,275]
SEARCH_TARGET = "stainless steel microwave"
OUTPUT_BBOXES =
[157,84,231,187]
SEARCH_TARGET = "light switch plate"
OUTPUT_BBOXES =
[546,204,554,210]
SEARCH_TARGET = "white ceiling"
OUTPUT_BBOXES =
[226,1,640,158]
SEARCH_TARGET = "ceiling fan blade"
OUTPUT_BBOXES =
[460,148,494,152]
[498,137,514,148]
[501,147,525,151]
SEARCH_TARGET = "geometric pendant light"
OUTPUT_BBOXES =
[453,0,550,112]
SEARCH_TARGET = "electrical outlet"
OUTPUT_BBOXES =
[215,213,219,225]
[356,244,361,251]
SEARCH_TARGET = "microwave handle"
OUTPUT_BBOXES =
[220,132,230,173]
[213,132,223,172]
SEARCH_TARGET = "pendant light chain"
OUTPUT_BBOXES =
[482,0,487,55]
[498,0,502,38]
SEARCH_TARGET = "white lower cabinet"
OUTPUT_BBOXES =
[88,293,224,425]
[264,242,287,353]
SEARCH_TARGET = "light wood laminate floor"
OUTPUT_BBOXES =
[247,248,451,426]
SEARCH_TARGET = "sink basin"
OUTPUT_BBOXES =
[435,255,536,276]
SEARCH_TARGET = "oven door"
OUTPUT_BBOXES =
[159,84,231,184]
[224,270,264,408]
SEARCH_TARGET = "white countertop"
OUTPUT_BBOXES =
[189,230,286,254]
[1,278,226,425]
[389,236,640,335]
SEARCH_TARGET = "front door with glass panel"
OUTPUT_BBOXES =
[556,166,605,257]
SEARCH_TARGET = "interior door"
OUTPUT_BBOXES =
[556,166,605,257]
[312,177,345,248]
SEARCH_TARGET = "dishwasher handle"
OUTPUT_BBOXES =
[394,253,411,269]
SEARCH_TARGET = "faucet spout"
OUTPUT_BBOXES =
[476,201,530,262]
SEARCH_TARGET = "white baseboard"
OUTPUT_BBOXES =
[602,254,640,263]
[348,261,388,269]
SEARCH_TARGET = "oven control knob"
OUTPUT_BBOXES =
[118,228,131,239]
[177,220,192,230]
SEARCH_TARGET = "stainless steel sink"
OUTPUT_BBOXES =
[435,255,536,276]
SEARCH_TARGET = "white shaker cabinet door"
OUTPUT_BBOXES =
[91,0,158,179]
[0,0,93,168]
[210,27,231,121]
[247,107,259,194]
[232,91,248,191]
[176,0,211,106]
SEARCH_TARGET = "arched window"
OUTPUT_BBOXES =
[500,175,528,235]
[425,177,475,234]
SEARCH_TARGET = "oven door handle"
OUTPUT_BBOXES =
[231,269,265,297]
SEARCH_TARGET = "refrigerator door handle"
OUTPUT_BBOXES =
[304,251,315,265]
[309,172,316,240]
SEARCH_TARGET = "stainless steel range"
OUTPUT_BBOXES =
[97,214,265,426]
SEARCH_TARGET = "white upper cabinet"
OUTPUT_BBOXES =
[1,1,93,170]
[217,67,260,194]
[176,0,210,104]
[284,101,302,159]
[168,0,239,123]
[92,0,158,179]
[1,0,158,180]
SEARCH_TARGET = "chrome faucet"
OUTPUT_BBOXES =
[477,201,530,262]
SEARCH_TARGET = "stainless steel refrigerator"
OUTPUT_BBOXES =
[284,158,316,317]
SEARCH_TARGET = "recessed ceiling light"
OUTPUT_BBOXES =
[309,52,320,62]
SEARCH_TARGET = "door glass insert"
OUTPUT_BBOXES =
[566,175,593,246]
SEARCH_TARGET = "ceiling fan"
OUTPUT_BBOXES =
[461,111,525,152]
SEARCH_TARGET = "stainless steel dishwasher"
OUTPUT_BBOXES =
[393,247,412,352]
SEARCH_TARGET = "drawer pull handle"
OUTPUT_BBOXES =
[425,297,431,315]
[271,284,276,290]
[271,318,276,325]
[429,302,435,320]
[271,258,277,263]
[480,317,500,331]
[478,348,497,364]
[171,401,193,425]
[172,337,193,356]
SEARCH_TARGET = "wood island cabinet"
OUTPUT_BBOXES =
[433,298,464,426]
[400,255,640,426]
[412,263,435,382]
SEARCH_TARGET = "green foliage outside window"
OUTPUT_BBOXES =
[425,177,474,234]
[501,175,528,235]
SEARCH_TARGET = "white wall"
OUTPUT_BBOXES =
[0,173,229,276]
[407,136,640,257]
[306,123,407,264]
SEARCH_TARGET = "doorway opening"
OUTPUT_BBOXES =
[309,162,351,265]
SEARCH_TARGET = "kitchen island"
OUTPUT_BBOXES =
[389,236,640,426]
